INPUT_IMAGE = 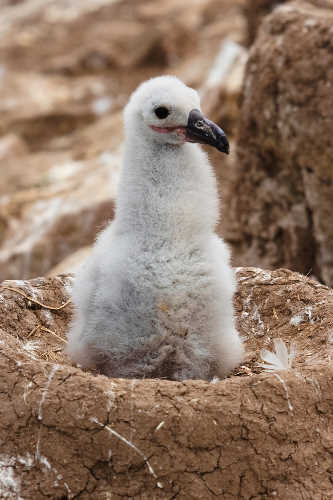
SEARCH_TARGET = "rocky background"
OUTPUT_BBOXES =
[1,0,333,499]
[0,0,246,282]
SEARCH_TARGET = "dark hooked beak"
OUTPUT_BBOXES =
[186,109,229,154]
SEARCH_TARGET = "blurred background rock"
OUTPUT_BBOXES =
[1,0,332,286]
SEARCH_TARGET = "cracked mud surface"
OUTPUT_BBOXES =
[0,267,332,499]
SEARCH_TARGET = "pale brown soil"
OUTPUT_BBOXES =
[0,267,332,499]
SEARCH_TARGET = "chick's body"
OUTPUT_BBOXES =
[67,76,244,380]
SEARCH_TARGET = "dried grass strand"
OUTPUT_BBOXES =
[40,326,68,344]
[1,286,71,311]
[27,325,39,338]
[40,351,60,361]
[26,323,67,344]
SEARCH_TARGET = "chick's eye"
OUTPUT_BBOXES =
[154,106,170,119]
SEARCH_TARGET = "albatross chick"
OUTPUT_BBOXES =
[66,76,244,380]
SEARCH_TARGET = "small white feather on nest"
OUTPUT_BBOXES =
[259,338,296,372]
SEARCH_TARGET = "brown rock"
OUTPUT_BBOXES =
[244,0,287,45]
[0,147,121,280]
[0,71,114,151]
[224,1,333,285]
[0,133,27,161]
[0,0,245,75]
[244,0,333,45]
[47,246,92,276]
[0,267,332,499]
[0,1,246,150]
[0,106,125,282]
[0,0,248,283]
[200,40,248,136]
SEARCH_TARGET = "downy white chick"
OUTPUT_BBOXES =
[66,76,244,381]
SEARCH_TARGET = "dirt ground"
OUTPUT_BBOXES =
[0,267,332,499]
